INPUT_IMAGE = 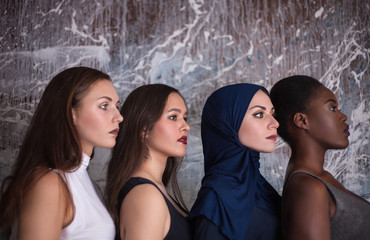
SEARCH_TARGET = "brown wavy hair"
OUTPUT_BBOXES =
[105,84,189,227]
[0,67,111,234]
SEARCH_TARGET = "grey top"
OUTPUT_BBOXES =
[287,170,370,240]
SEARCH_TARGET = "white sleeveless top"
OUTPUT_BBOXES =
[60,153,115,239]
[10,154,115,239]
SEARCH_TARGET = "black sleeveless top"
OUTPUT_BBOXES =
[116,177,192,240]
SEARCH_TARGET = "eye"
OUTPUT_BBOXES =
[253,112,264,118]
[270,109,276,118]
[329,105,337,112]
[100,104,109,110]
[184,117,188,122]
[169,115,177,121]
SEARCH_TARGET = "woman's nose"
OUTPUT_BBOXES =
[182,120,190,132]
[115,109,124,123]
[270,115,279,129]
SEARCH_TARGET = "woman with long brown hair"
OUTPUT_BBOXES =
[0,67,123,239]
[105,84,192,240]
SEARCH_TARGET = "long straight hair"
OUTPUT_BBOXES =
[105,84,188,226]
[0,67,111,233]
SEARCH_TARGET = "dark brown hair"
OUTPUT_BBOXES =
[105,84,188,226]
[0,67,111,233]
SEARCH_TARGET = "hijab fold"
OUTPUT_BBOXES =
[189,83,281,240]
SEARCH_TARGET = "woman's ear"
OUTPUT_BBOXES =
[72,109,77,125]
[293,112,309,130]
[142,128,148,142]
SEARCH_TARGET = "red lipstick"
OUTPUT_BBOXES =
[266,134,277,141]
[177,136,188,144]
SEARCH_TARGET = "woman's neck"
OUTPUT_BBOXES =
[134,155,168,185]
[288,141,327,175]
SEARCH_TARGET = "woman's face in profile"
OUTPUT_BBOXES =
[238,89,279,153]
[146,92,191,159]
[305,86,349,149]
[72,79,123,155]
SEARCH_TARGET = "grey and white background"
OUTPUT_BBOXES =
[1,0,369,211]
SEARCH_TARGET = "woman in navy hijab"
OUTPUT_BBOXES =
[189,83,282,240]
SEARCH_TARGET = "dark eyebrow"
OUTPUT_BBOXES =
[99,96,113,101]
[98,96,120,105]
[249,105,266,111]
[325,99,337,104]
[168,108,187,115]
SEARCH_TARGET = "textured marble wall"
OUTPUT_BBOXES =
[1,0,369,209]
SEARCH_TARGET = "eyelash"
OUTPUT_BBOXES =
[253,111,276,119]
[99,102,121,111]
[253,112,264,118]
[169,115,188,121]
[100,104,109,110]
[169,115,177,120]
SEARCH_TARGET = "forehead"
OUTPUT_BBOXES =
[85,79,116,97]
[307,86,337,109]
[248,89,272,108]
[164,92,185,107]
[313,86,337,103]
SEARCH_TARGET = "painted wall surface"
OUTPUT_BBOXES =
[1,0,369,210]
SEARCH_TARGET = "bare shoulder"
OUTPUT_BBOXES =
[285,172,328,197]
[25,171,68,202]
[18,171,71,239]
[122,183,168,215]
[283,171,332,218]
[283,172,332,240]
[120,183,170,239]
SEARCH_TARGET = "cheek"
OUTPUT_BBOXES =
[76,110,104,133]
[311,114,335,135]
[309,114,346,148]
[238,124,259,147]
[86,115,103,128]
[149,122,170,143]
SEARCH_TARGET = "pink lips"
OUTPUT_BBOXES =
[266,134,277,141]
[109,128,119,136]
[177,136,188,144]
[344,125,350,136]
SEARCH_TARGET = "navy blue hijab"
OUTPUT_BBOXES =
[189,83,281,240]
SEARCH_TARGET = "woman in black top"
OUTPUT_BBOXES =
[105,84,192,240]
